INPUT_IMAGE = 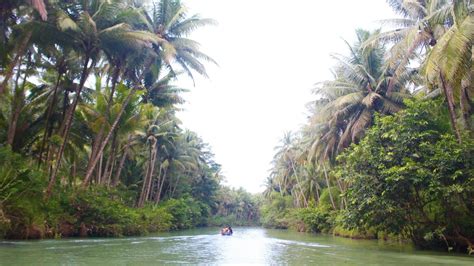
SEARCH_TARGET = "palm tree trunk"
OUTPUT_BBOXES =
[440,73,462,143]
[102,147,113,185]
[460,77,472,130]
[138,151,152,207]
[138,141,157,207]
[154,165,163,202]
[46,55,92,199]
[145,149,158,201]
[82,86,138,187]
[38,70,64,166]
[112,135,132,187]
[7,52,33,149]
[314,181,320,204]
[156,165,168,204]
[290,159,308,207]
[84,66,120,185]
[104,133,118,186]
[334,176,346,209]
[6,55,24,147]
[277,178,284,196]
[85,126,104,179]
[170,171,186,199]
[6,89,23,147]
[109,64,121,104]
[0,31,31,95]
[61,88,69,121]
[106,155,116,187]
[322,164,336,210]
[97,152,104,184]
[71,160,77,184]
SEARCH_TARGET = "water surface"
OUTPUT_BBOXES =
[0,227,472,265]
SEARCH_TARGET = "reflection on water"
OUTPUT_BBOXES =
[0,227,472,265]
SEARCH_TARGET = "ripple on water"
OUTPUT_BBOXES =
[270,238,331,248]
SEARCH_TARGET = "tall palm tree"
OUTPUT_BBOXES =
[137,108,178,207]
[375,0,473,139]
[423,0,474,135]
[373,0,451,63]
[0,0,48,95]
[147,0,217,82]
[81,0,217,191]
[46,0,161,196]
[271,132,309,207]
[308,29,413,163]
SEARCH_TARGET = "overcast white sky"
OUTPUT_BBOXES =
[177,0,396,193]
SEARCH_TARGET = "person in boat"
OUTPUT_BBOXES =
[221,227,229,235]
[221,226,233,235]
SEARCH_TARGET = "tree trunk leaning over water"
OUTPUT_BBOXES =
[46,55,93,199]
[82,86,139,188]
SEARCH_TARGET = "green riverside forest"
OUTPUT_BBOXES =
[1,0,473,257]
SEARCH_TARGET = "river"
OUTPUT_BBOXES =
[0,227,472,265]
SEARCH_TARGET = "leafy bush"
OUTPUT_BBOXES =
[318,187,341,211]
[337,100,474,252]
[60,188,175,237]
[162,196,209,230]
[66,188,141,236]
[137,205,173,233]
[0,147,47,238]
[293,207,334,233]
[260,192,293,229]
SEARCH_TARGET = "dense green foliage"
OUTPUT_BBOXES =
[210,187,260,226]
[339,100,474,251]
[262,0,474,254]
[0,0,257,239]
[1,0,473,255]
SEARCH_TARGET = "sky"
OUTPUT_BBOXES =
[177,0,396,193]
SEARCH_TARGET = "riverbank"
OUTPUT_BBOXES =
[261,100,474,254]
[260,199,473,254]
[1,188,203,239]
[0,184,259,240]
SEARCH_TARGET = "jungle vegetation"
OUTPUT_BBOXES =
[0,0,260,238]
[1,0,473,255]
[261,0,474,254]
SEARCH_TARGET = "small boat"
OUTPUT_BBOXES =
[221,231,232,236]
[220,227,233,236]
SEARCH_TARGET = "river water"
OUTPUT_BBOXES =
[0,227,472,265]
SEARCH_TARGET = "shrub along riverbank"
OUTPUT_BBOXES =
[0,147,259,239]
[261,100,474,254]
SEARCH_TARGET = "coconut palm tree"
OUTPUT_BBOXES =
[375,0,473,139]
[308,29,413,163]
[137,108,178,207]
[423,0,474,135]
[373,0,451,63]
[46,0,161,196]
[271,132,309,207]
[147,0,217,82]
[365,0,451,91]
[0,0,48,95]
[81,0,217,191]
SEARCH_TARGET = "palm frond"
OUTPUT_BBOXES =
[169,16,217,36]
[377,18,417,28]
